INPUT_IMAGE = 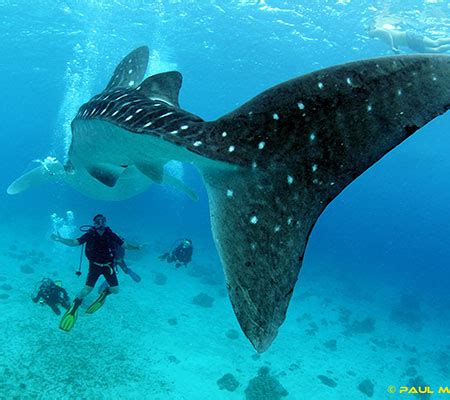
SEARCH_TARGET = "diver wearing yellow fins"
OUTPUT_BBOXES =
[52,214,142,331]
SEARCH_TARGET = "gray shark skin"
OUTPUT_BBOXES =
[8,46,450,352]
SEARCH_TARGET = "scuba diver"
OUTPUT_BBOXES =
[159,239,193,268]
[32,278,70,315]
[51,214,141,332]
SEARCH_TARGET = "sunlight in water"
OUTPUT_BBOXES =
[54,39,98,158]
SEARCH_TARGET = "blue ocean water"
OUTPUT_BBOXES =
[1,1,450,399]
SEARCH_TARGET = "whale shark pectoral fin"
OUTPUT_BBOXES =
[7,157,65,195]
[163,173,198,201]
[201,167,319,352]
[135,161,198,200]
[136,71,182,108]
[135,163,164,183]
[104,46,149,91]
[87,164,125,188]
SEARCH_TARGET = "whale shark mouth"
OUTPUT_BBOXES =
[8,46,450,352]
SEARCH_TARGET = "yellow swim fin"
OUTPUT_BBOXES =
[59,298,82,332]
[85,290,109,314]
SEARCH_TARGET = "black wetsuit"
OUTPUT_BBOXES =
[161,242,193,268]
[77,227,124,287]
[32,281,70,315]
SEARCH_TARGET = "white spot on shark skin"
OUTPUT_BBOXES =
[318,82,324,89]
[330,182,335,186]
[128,80,135,87]
[100,108,108,115]
[432,75,437,81]
[128,69,133,74]
[287,175,294,185]
[250,216,258,224]
[143,121,152,128]
[227,189,234,198]
[170,130,179,135]
[312,164,318,172]
[222,131,228,137]
[251,243,256,250]
[274,225,281,232]
[116,94,128,101]
[297,102,305,110]
[180,125,189,130]
[287,217,293,225]
[258,141,265,150]
[136,86,141,91]
[397,89,402,96]
[158,112,174,119]
[367,104,372,112]
[273,113,279,120]
[125,115,133,121]
[228,145,235,152]
[310,132,316,141]
[136,109,143,114]
[112,110,119,117]
[193,141,202,146]
[90,108,97,116]
[346,77,352,85]
[252,161,257,169]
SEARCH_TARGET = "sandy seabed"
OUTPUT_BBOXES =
[0,222,448,400]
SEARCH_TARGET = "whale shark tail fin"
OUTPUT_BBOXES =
[196,55,450,352]
[7,157,66,195]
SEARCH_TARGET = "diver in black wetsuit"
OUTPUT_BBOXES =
[32,278,70,315]
[52,214,140,331]
[159,239,193,268]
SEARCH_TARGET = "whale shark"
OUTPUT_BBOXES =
[8,46,450,352]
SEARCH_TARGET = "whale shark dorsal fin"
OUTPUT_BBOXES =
[104,46,149,91]
[136,71,182,107]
